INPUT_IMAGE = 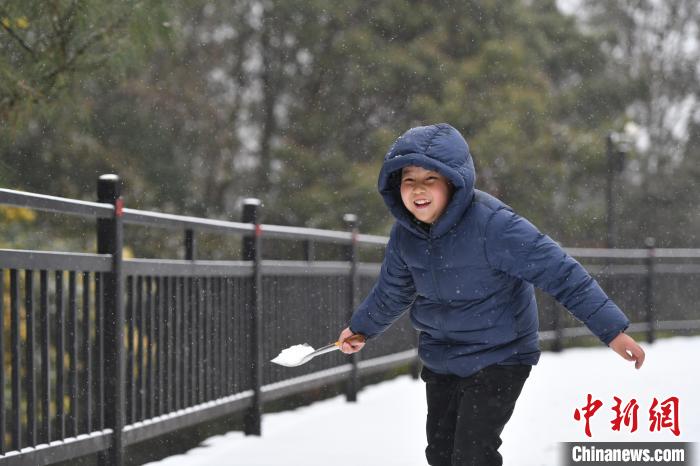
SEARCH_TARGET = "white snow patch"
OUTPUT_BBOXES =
[270,344,315,366]
[147,336,700,466]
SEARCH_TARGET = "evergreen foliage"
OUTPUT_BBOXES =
[1,0,698,252]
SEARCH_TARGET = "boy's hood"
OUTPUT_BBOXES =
[378,123,476,238]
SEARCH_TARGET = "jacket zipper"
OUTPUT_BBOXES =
[428,229,450,373]
[427,231,444,303]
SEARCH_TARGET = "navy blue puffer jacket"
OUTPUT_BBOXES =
[349,123,630,377]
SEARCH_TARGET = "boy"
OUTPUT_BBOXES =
[337,123,645,466]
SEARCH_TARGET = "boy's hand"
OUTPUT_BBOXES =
[609,332,645,369]
[338,327,366,354]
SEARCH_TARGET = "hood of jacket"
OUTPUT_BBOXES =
[378,123,476,238]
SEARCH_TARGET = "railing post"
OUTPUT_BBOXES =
[242,198,263,435]
[184,229,195,408]
[304,239,315,262]
[410,331,421,380]
[645,237,656,344]
[184,229,196,261]
[343,214,359,402]
[96,174,125,466]
[551,297,563,352]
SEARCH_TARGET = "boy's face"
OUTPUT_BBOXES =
[400,166,452,224]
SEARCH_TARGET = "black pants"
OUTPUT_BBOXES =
[421,364,531,466]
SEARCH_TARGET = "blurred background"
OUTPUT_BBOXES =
[2,2,700,464]
[2,0,699,250]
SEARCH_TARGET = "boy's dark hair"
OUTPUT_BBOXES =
[387,170,402,191]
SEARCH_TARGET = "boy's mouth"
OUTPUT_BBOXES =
[414,199,431,209]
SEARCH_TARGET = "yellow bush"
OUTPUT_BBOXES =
[0,206,36,223]
[15,17,29,29]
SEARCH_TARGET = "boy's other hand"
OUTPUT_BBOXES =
[338,327,366,354]
[609,332,645,369]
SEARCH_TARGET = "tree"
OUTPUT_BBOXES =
[267,0,628,243]
[1,0,633,252]
[0,0,171,123]
[580,0,700,246]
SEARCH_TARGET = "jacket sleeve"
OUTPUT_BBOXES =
[484,208,629,345]
[349,225,417,339]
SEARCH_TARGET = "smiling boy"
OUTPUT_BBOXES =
[337,123,644,466]
[400,166,453,225]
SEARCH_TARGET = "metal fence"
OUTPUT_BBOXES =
[537,247,700,347]
[1,175,699,466]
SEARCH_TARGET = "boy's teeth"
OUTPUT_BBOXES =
[415,200,430,206]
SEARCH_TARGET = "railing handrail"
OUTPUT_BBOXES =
[6,186,700,253]
[121,207,253,234]
[564,247,700,258]
[1,188,384,246]
[0,248,112,272]
[0,188,114,218]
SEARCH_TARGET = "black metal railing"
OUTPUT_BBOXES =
[0,175,396,466]
[1,175,699,466]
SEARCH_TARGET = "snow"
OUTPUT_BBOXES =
[147,336,700,466]
[270,344,315,366]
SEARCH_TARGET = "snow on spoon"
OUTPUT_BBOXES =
[271,335,366,367]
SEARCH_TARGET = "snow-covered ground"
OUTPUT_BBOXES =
[148,336,700,466]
